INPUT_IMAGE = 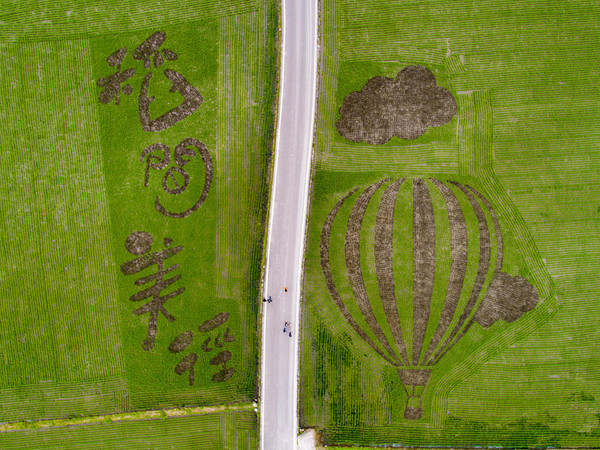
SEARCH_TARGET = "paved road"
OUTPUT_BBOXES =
[259,0,318,449]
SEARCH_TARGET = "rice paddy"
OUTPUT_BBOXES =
[2,0,599,447]
[0,0,277,446]
[301,0,600,447]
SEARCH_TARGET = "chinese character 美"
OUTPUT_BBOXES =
[120,231,185,351]
[97,47,136,105]
[140,138,214,219]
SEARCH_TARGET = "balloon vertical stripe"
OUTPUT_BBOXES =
[320,189,398,367]
[346,179,402,365]
[422,178,468,366]
[469,186,503,271]
[375,178,409,366]
[411,179,436,366]
[431,181,492,363]
[438,186,508,359]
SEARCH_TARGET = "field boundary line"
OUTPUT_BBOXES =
[0,402,256,434]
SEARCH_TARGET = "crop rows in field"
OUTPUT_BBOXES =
[213,0,277,401]
[318,143,459,173]
[215,0,276,303]
[457,90,493,177]
[0,36,127,423]
[130,384,233,412]
[321,419,600,449]
[0,377,129,424]
[0,1,259,43]
[0,411,257,450]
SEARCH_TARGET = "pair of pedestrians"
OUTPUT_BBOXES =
[263,288,293,337]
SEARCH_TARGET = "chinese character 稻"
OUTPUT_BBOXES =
[133,31,178,69]
[97,47,136,105]
[138,69,203,132]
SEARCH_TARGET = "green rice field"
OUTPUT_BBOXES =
[301,0,600,447]
[2,0,600,447]
[0,0,277,443]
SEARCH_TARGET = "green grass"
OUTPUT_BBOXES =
[0,0,277,426]
[301,0,599,447]
[0,410,257,449]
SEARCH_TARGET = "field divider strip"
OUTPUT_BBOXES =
[0,402,256,434]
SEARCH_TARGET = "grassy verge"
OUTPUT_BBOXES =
[0,410,257,449]
[0,402,254,433]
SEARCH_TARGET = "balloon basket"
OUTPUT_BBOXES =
[404,394,423,420]
[398,368,430,420]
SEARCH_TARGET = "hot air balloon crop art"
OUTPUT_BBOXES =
[320,177,540,420]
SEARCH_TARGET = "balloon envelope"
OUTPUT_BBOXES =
[320,177,538,419]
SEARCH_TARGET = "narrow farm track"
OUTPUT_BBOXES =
[260,0,318,448]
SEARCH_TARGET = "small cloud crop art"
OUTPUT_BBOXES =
[337,65,457,144]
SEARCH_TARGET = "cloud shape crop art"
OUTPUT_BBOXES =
[336,65,457,144]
